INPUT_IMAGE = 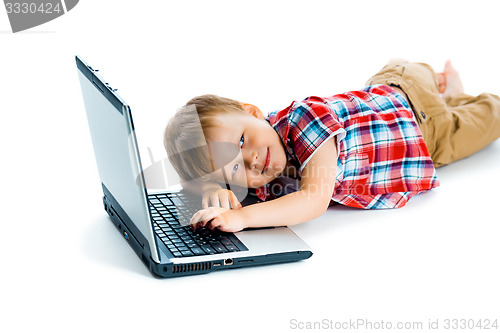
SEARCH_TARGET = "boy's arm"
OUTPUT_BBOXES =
[190,138,337,231]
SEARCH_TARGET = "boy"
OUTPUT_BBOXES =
[164,60,500,232]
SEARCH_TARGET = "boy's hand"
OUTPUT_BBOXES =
[190,207,246,233]
[202,187,242,210]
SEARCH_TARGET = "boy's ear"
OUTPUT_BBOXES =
[241,103,264,119]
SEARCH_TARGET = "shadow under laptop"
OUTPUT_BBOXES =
[81,215,153,277]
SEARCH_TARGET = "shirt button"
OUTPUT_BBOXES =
[420,111,427,119]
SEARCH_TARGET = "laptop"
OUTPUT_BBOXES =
[76,55,312,278]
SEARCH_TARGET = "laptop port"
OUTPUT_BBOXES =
[224,258,233,266]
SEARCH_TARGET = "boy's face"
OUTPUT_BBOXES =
[205,110,287,189]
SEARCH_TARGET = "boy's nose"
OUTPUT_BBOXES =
[245,151,259,170]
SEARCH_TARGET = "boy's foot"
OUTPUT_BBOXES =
[437,60,464,98]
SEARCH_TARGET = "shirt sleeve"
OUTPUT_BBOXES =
[287,99,345,171]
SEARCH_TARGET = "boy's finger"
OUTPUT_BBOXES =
[200,218,211,228]
[220,194,230,210]
[203,218,215,229]
[190,208,214,225]
[190,210,203,225]
[229,192,242,209]
[208,216,222,230]
[202,195,209,209]
[210,193,221,208]
[197,208,220,226]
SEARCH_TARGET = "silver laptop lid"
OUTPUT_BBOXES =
[76,56,160,263]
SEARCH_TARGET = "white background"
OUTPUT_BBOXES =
[1,1,499,332]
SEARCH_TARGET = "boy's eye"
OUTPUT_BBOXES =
[239,134,245,148]
[232,164,239,175]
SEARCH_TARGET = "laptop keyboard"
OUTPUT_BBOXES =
[148,192,248,258]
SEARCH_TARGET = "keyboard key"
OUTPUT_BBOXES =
[191,247,204,255]
[211,242,227,253]
[225,244,239,252]
[159,198,173,206]
[180,250,194,257]
[184,239,196,246]
[201,245,216,254]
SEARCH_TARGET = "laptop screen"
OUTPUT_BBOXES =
[77,57,160,263]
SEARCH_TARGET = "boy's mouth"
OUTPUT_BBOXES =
[262,147,270,174]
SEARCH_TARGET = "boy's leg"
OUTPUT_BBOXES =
[434,92,500,166]
[366,59,500,167]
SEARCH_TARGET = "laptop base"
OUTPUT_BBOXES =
[102,185,312,278]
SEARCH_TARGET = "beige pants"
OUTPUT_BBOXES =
[367,59,500,167]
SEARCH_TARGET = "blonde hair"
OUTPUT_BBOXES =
[164,94,245,182]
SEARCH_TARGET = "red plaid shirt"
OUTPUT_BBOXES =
[256,85,439,209]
